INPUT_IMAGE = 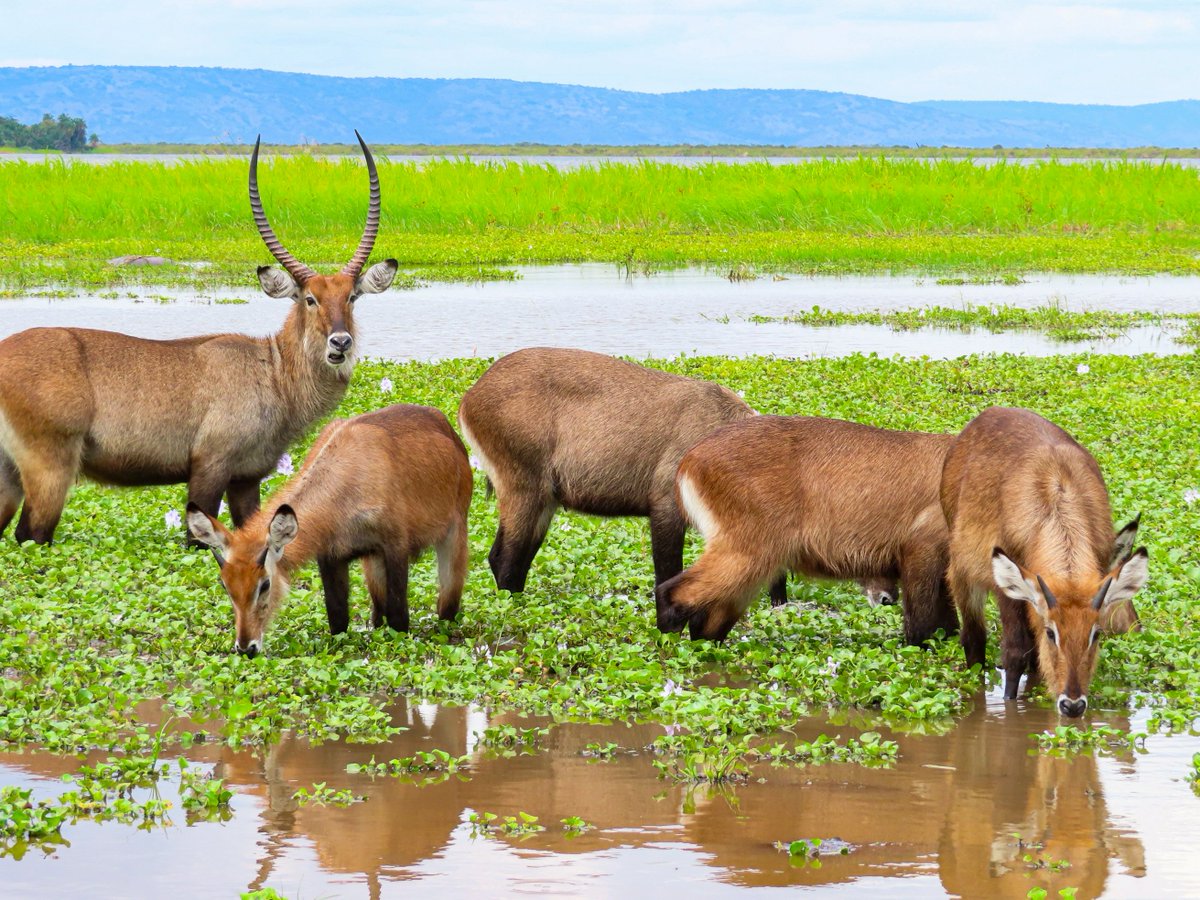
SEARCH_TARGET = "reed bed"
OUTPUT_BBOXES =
[2,156,1200,285]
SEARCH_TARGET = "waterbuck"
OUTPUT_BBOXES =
[457,347,787,621]
[187,404,472,657]
[940,407,1147,717]
[656,415,961,642]
[0,132,397,544]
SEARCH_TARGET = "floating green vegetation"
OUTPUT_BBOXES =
[346,749,471,781]
[3,156,1200,287]
[749,303,1196,341]
[0,353,1198,806]
[1030,724,1148,756]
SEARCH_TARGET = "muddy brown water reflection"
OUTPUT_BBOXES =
[2,693,1198,898]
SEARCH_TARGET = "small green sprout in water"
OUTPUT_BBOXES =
[1030,724,1146,756]
[475,724,549,752]
[582,741,622,759]
[177,760,233,817]
[560,816,594,834]
[291,782,364,807]
[346,750,470,780]
[468,810,545,838]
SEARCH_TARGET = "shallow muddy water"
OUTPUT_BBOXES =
[2,268,1197,360]
[2,693,1198,898]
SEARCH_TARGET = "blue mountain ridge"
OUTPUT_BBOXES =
[1,65,1196,147]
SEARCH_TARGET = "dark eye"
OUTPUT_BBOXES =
[348,294,358,303]
[258,579,271,596]
[1046,628,1058,646]
[306,296,317,308]
[1089,626,1099,646]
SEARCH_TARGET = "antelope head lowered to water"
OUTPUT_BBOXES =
[0,131,397,544]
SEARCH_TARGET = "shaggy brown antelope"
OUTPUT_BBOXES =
[940,406,1147,717]
[187,404,471,657]
[0,132,397,544]
[457,347,789,621]
[656,415,961,642]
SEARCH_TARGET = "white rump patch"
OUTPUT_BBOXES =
[679,473,720,539]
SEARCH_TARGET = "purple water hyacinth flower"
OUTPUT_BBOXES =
[276,453,294,476]
[164,509,182,529]
[380,376,394,393]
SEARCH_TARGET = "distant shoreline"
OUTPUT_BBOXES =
[3,143,1199,158]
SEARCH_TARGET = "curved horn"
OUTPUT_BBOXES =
[340,130,381,278]
[249,135,317,284]
[1036,574,1058,610]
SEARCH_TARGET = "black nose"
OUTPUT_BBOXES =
[1058,697,1087,717]
[237,644,258,659]
[329,333,352,352]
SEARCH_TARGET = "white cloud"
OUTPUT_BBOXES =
[2,1,1198,103]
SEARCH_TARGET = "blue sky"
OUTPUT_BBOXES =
[3,1,1197,104]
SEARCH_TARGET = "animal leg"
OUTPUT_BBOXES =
[768,574,788,607]
[187,464,231,518]
[899,538,958,645]
[0,450,23,537]
[382,553,410,633]
[997,593,1036,700]
[225,478,262,528]
[489,488,554,593]
[950,568,988,673]
[13,438,81,544]
[362,554,388,628]
[648,502,687,587]
[435,517,468,621]
[317,556,352,635]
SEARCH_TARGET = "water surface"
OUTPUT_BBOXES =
[2,268,1196,360]
[1,693,1197,898]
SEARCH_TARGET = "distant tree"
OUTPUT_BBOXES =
[0,112,94,151]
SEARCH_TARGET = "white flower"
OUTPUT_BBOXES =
[164,509,182,529]
[662,679,684,697]
[736,390,746,398]
[560,521,572,532]
[469,455,482,470]
[824,656,839,676]
[1185,489,1200,506]
[379,376,394,393]
[276,453,294,476]
[663,723,681,736]
[1076,363,1090,375]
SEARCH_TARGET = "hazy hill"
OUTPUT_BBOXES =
[1,65,1196,148]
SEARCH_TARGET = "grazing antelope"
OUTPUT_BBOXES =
[187,404,472,657]
[940,407,1147,717]
[457,347,788,619]
[0,132,397,544]
[656,415,961,642]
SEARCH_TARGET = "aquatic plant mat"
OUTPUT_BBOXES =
[1,354,1198,895]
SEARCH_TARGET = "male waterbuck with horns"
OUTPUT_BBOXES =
[656,415,961,642]
[0,132,397,543]
[941,407,1147,717]
[187,404,472,657]
[457,348,790,619]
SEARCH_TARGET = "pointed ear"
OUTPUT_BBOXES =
[258,265,302,300]
[356,258,398,295]
[1111,514,1141,567]
[186,502,231,565]
[267,503,299,557]
[1104,547,1149,609]
[991,549,1045,610]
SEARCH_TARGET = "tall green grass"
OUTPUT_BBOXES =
[2,156,1200,284]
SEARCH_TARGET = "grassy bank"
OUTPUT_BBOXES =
[0,353,1196,767]
[2,156,1199,287]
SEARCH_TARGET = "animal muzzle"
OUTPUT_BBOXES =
[235,638,262,659]
[1057,694,1087,718]
[326,332,353,365]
